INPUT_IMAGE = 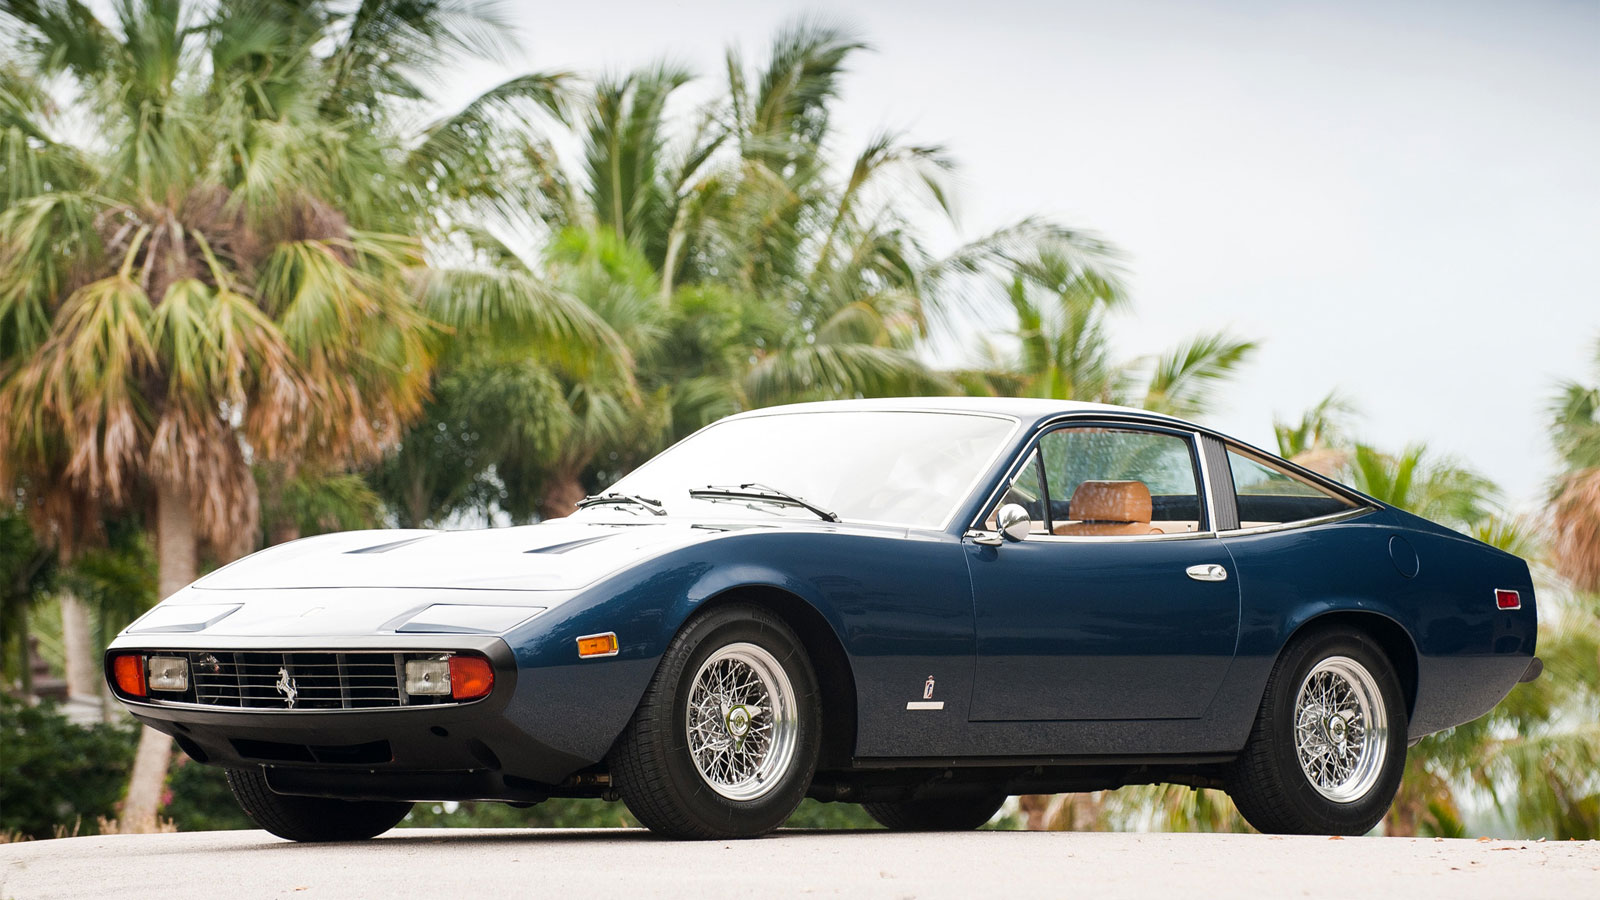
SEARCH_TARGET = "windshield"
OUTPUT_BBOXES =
[577,410,1018,529]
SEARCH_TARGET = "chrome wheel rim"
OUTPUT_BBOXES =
[1294,656,1388,803]
[684,642,798,801]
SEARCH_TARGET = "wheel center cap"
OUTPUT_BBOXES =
[1326,713,1348,744]
[725,705,752,738]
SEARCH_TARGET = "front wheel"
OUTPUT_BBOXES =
[608,603,821,839]
[226,768,412,842]
[1226,627,1407,835]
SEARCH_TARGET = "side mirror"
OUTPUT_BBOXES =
[997,503,1032,542]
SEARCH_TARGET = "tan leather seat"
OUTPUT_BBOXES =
[1053,481,1162,536]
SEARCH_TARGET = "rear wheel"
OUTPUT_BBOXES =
[226,768,412,842]
[863,790,1008,831]
[1226,627,1407,835]
[609,603,821,839]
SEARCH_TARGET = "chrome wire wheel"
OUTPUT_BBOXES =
[1293,656,1389,803]
[684,642,799,801]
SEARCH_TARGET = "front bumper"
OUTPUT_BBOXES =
[106,634,593,798]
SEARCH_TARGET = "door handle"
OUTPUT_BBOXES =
[1186,564,1229,582]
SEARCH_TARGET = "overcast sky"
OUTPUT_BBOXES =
[447,0,1598,506]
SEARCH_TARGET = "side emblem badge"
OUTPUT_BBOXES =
[907,675,944,711]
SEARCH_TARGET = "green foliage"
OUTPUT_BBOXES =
[163,757,253,832]
[1274,391,1355,459]
[0,697,136,839]
[1549,338,1600,474]
[397,797,880,831]
[1350,444,1499,528]
[783,799,881,830]
[402,799,640,829]
[56,521,158,640]
[963,250,1255,418]
[0,511,56,687]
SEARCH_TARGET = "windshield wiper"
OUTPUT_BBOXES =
[689,483,839,522]
[574,493,667,516]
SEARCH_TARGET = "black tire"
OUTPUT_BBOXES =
[1226,627,1408,835]
[226,768,412,842]
[608,602,821,839]
[863,790,1008,831]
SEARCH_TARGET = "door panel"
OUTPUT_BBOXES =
[967,536,1240,721]
[964,422,1240,722]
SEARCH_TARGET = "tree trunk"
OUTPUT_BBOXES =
[121,478,198,834]
[58,589,99,699]
[538,468,587,521]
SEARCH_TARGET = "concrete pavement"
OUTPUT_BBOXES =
[2,828,1597,899]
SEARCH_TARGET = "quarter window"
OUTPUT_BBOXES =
[1226,449,1357,527]
[985,450,1051,534]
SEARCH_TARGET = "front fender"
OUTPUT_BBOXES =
[499,526,969,771]
[495,532,857,769]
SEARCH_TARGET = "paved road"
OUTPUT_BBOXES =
[2,828,1596,899]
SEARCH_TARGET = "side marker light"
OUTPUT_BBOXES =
[577,632,619,659]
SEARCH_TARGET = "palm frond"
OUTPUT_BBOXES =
[1274,390,1357,458]
[743,342,949,406]
[1138,331,1258,419]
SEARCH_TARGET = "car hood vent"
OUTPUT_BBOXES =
[524,535,617,555]
[345,536,434,555]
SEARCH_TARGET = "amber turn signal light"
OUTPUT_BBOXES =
[448,654,494,701]
[576,632,619,659]
[111,653,147,697]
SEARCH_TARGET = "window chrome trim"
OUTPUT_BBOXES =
[1217,505,1377,537]
[966,419,1213,542]
[1022,529,1221,544]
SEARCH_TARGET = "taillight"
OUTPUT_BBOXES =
[448,655,494,701]
[111,653,147,697]
[1495,589,1521,610]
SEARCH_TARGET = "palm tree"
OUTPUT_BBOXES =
[1348,444,1500,527]
[381,22,1125,524]
[1549,337,1600,593]
[1273,391,1356,476]
[0,0,607,831]
[961,246,1257,417]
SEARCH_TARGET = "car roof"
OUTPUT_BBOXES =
[725,396,1192,430]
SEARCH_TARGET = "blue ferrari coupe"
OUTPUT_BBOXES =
[106,398,1540,840]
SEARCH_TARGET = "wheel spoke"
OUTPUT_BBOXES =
[683,642,799,802]
[1292,655,1389,803]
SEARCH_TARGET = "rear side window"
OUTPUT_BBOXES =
[1226,449,1358,527]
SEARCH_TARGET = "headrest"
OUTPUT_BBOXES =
[1068,481,1153,524]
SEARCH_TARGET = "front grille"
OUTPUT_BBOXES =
[156,651,458,710]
